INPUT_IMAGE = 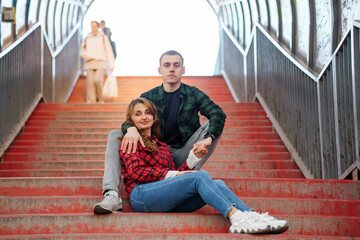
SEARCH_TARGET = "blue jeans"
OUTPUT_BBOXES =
[129,170,251,218]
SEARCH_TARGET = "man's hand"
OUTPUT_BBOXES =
[120,127,145,154]
[193,137,212,159]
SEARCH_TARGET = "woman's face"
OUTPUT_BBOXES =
[131,103,154,135]
[91,22,99,33]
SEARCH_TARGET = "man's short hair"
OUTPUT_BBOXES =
[159,50,184,65]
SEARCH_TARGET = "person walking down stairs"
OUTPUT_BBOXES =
[80,20,115,104]
[119,97,289,234]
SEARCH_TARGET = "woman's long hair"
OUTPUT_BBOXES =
[122,97,161,152]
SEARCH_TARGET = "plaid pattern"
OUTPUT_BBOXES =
[120,135,191,197]
[122,83,226,148]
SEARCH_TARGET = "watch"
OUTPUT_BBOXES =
[204,132,216,141]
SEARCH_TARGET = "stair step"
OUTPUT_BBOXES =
[1,177,358,199]
[0,160,299,170]
[24,119,272,127]
[6,145,288,153]
[0,213,359,237]
[10,139,283,146]
[2,233,358,240]
[14,132,282,140]
[1,196,358,217]
[3,152,290,161]
[0,168,304,178]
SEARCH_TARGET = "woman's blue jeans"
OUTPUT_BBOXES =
[129,170,251,218]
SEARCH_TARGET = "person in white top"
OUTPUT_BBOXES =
[80,21,115,103]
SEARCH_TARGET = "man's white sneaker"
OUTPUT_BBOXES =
[229,211,271,234]
[93,192,123,214]
[259,212,289,233]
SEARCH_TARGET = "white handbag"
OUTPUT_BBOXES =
[102,73,118,98]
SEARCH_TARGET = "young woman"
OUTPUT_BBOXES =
[80,21,114,103]
[118,97,289,234]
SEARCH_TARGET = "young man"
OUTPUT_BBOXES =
[93,50,226,214]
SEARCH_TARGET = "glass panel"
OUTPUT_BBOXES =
[16,0,27,34]
[314,0,332,68]
[1,0,13,47]
[28,0,40,26]
[258,0,268,27]
[268,0,278,34]
[62,2,70,37]
[280,0,292,47]
[296,0,310,60]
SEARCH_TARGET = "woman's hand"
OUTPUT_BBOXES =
[120,127,145,154]
[176,170,196,176]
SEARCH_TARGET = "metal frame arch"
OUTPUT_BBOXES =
[264,0,271,31]
[12,0,18,41]
[331,0,341,52]
[233,2,240,41]
[243,0,253,48]
[238,1,246,48]
[25,0,31,30]
[290,0,296,54]
[308,0,315,69]
[275,0,282,42]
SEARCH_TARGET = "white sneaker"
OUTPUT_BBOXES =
[93,192,123,214]
[229,211,271,234]
[259,212,289,233]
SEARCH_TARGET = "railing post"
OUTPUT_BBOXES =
[351,23,359,164]
[332,55,341,178]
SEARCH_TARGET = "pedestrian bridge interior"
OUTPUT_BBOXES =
[0,0,359,238]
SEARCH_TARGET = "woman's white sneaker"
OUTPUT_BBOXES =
[259,212,289,233]
[229,211,271,234]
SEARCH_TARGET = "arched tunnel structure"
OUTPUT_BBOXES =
[0,0,359,180]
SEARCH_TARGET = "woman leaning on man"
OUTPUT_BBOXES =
[118,97,289,235]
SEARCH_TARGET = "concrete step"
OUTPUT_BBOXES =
[10,139,283,147]
[2,233,358,240]
[3,152,290,161]
[21,126,274,133]
[0,168,304,178]
[1,177,358,200]
[2,196,358,217]
[14,132,282,140]
[6,144,288,153]
[0,160,299,170]
[25,119,272,127]
[0,213,359,237]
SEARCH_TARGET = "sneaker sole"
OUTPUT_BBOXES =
[269,223,289,234]
[93,204,123,214]
[229,225,271,234]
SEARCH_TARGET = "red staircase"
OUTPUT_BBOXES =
[0,76,359,239]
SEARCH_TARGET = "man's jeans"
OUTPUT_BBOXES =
[102,121,220,194]
[129,170,251,218]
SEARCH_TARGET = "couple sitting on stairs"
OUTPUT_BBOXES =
[93,50,289,235]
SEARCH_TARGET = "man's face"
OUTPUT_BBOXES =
[158,54,185,85]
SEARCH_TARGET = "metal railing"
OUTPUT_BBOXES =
[221,20,360,179]
[0,23,42,159]
[0,22,81,158]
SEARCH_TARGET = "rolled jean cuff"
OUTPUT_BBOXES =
[224,203,236,219]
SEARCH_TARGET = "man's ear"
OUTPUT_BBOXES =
[182,66,185,75]
[158,67,161,74]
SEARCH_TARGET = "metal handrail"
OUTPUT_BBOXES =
[0,22,81,158]
[220,17,360,179]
